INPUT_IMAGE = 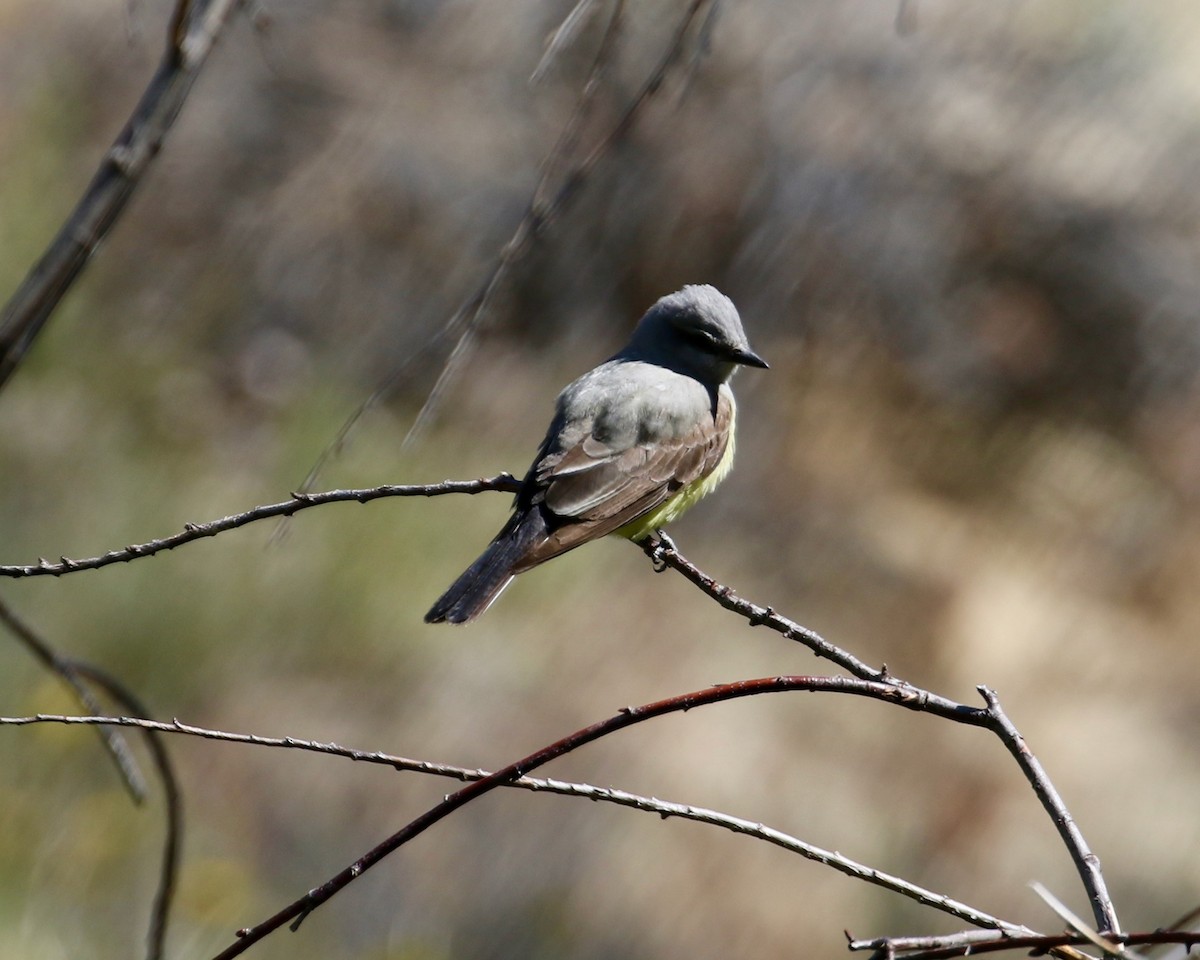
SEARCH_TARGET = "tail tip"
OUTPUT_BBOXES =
[424,605,471,625]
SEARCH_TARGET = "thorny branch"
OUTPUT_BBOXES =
[0,476,521,578]
[0,709,1027,936]
[1,476,1123,947]
[200,676,1013,958]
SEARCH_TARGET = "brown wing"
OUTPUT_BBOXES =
[514,390,733,571]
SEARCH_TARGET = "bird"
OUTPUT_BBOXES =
[425,284,768,624]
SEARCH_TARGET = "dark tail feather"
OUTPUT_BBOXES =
[425,512,545,624]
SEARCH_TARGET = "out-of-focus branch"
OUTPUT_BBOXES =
[0,600,181,960]
[293,0,710,499]
[0,709,1025,934]
[66,668,182,960]
[0,0,243,390]
[0,475,520,578]
[0,594,145,800]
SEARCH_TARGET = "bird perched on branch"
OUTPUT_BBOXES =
[425,284,768,624]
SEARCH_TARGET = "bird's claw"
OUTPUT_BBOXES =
[648,530,677,571]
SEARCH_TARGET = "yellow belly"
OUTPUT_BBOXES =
[615,400,737,542]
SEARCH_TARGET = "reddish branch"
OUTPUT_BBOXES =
[207,675,989,959]
[0,709,1025,935]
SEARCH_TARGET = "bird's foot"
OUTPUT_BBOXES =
[647,530,678,572]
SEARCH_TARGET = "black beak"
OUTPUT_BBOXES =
[730,345,769,369]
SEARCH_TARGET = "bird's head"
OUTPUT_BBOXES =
[625,284,768,383]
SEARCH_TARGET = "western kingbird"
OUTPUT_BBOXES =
[425,284,767,624]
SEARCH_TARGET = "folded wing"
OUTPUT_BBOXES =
[513,389,732,570]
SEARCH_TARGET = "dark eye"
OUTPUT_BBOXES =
[683,327,718,351]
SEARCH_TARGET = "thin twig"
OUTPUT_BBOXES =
[377,0,655,457]
[0,709,1023,934]
[0,475,520,578]
[531,0,604,84]
[67,668,182,960]
[0,594,146,801]
[640,536,972,712]
[0,0,243,390]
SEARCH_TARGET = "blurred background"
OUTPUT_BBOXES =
[3,0,1200,957]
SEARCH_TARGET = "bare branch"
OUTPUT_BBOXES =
[640,535,974,712]
[0,475,520,578]
[203,675,995,957]
[0,475,1122,950]
[0,0,243,390]
[0,709,1025,934]
[986,691,1121,936]
[642,536,1123,942]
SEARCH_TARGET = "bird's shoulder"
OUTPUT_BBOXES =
[553,358,715,450]
[521,365,731,522]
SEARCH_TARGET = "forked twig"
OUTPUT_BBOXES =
[1,478,1123,949]
[640,535,1122,937]
[0,477,1123,939]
